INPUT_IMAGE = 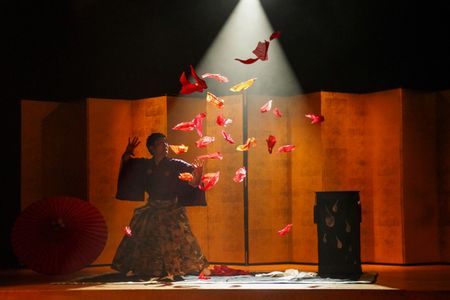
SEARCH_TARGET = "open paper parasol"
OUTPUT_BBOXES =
[11,196,108,275]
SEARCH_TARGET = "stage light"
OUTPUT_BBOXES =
[197,0,301,96]
[195,0,302,264]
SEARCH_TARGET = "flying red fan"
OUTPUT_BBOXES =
[180,65,208,94]
[235,31,281,64]
[195,136,215,148]
[201,73,229,83]
[273,107,282,117]
[266,135,277,154]
[277,224,293,236]
[123,226,132,237]
[199,172,220,191]
[260,100,273,113]
[216,114,232,127]
[236,137,256,151]
[198,271,211,280]
[172,121,195,131]
[210,265,250,276]
[278,145,296,153]
[11,196,108,275]
[197,152,224,160]
[233,167,246,183]
[193,112,207,137]
[305,113,325,124]
[221,130,235,144]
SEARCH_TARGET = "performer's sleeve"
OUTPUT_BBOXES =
[115,158,148,201]
[175,160,207,206]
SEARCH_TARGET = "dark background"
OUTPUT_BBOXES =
[2,0,450,268]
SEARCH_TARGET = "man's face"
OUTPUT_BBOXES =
[150,138,168,156]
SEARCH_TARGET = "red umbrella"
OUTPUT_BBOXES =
[11,196,108,275]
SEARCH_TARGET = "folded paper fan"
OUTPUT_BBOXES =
[201,73,229,83]
[260,100,272,113]
[193,112,207,137]
[123,226,132,237]
[305,113,325,124]
[172,121,195,131]
[266,135,277,154]
[221,130,235,144]
[273,107,282,117]
[233,167,246,183]
[230,78,257,92]
[206,92,225,109]
[216,114,232,127]
[178,172,194,181]
[278,145,295,153]
[195,136,215,148]
[236,137,256,151]
[199,172,220,191]
[170,144,189,154]
[197,152,224,160]
[180,65,207,94]
[277,224,293,236]
[235,31,281,64]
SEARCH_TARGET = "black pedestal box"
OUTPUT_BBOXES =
[314,191,362,278]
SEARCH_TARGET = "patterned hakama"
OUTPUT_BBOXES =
[111,199,208,278]
[112,156,208,279]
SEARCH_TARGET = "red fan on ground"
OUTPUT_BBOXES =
[11,196,108,275]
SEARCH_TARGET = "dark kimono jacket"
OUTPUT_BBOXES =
[115,156,206,206]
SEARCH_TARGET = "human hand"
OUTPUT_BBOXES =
[125,136,140,156]
[192,158,204,172]
[190,159,205,187]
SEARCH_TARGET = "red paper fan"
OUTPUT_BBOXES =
[11,196,108,275]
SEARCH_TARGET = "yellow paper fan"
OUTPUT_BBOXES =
[206,92,224,109]
[229,78,257,92]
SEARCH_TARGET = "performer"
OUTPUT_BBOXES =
[111,133,210,281]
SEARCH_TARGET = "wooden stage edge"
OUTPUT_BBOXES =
[1,264,449,300]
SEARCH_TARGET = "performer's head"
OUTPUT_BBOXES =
[146,133,168,156]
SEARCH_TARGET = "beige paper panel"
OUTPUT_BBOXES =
[321,91,374,263]
[289,93,323,263]
[321,90,404,263]
[205,94,245,263]
[402,90,440,263]
[247,95,291,263]
[21,100,59,209]
[437,90,450,262]
[21,100,88,209]
[364,89,404,263]
[167,97,209,258]
[87,97,167,264]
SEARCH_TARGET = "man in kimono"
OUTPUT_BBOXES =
[111,133,210,281]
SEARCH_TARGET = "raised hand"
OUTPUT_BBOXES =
[190,158,205,187]
[192,158,204,170]
[125,136,140,156]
